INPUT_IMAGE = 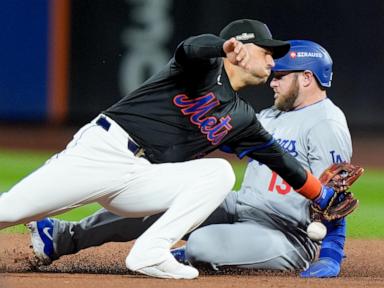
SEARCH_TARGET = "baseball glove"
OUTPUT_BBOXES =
[311,163,364,222]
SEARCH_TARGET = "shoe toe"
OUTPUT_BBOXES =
[27,219,54,265]
[127,253,198,279]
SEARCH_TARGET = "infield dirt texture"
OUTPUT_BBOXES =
[1,235,384,288]
[1,125,383,288]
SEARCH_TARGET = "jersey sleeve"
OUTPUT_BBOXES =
[307,119,352,177]
[174,34,226,67]
[228,120,308,190]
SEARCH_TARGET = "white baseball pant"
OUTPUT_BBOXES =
[0,114,235,269]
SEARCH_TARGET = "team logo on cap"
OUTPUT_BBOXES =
[290,51,297,58]
[235,33,255,41]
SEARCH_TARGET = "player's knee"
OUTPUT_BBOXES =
[185,229,213,264]
[0,212,22,228]
[0,199,32,227]
[0,209,24,223]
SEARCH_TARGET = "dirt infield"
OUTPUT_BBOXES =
[1,233,384,288]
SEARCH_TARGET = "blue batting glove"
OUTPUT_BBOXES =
[314,185,335,209]
[300,257,341,278]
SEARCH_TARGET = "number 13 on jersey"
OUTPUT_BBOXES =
[268,171,292,195]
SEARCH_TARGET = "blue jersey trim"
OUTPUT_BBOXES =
[238,138,275,159]
[219,145,234,154]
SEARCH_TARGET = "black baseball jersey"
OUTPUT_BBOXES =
[104,34,307,189]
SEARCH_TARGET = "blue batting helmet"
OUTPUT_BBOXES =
[272,40,333,87]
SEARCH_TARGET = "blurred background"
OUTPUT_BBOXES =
[1,0,384,160]
[0,0,383,235]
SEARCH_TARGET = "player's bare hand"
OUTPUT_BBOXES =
[223,38,251,70]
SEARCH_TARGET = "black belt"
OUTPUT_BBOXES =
[96,117,145,157]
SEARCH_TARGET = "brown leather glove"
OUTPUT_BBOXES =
[311,163,364,222]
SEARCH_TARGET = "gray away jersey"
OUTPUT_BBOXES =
[237,98,352,227]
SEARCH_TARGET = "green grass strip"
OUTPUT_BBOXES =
[0,149,383,238]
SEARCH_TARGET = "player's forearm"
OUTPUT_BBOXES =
[248,143,322,199]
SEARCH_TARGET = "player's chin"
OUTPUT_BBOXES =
[249,77,267,86]
[259,71,271,83]
[259,75,269,84]
[248,72,269,85]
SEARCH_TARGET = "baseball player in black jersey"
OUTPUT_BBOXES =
[1,19,340,279]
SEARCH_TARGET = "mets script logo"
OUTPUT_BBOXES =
[173,93,233,145]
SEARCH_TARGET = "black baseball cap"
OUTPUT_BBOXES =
[219,19,290,59]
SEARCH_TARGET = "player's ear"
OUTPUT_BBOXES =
[302,70,313,87]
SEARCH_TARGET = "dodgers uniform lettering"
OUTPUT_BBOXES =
[275,138,298,157]
[268,171,292,195]
[263,138,298,195]
[268,148,346,196]
[330,151,344,163]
